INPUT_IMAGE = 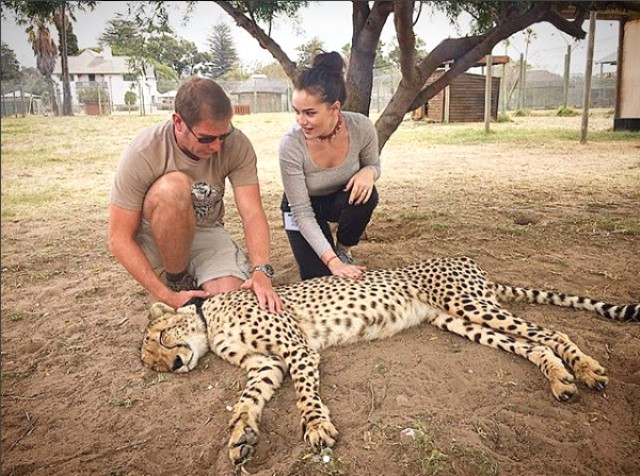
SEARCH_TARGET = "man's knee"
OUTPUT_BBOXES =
[143,172,192,218]
[201,276,244,295]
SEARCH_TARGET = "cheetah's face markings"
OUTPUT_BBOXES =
[141,302,209,373]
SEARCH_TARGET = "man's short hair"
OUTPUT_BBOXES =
[175,77,233,125]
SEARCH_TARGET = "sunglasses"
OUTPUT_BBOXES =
[183,119,235,144]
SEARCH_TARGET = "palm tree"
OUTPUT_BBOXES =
[27,21,59,115]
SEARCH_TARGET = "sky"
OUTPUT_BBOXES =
[1,1,621,77]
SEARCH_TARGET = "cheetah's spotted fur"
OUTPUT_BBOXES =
[140,257,638,466]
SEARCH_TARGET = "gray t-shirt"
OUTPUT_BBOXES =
[110,119,258,227]
[279,111,381,257]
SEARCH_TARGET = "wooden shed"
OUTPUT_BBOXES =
[421,71,501,122]
[413,56,508,123]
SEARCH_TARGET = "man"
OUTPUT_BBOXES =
[108,77,282,313]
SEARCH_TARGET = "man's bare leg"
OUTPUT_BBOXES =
[142,172,194,275]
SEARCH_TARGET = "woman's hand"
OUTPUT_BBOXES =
[344,168,375,205]
[326,255,366,279]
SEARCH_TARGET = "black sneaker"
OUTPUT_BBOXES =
[336,250,356,265]
[166,272,196,292]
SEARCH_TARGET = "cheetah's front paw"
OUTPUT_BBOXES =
[548,366,578,401]
[574,357,608,391]
[304,419,339,449]
[228,414,259,466]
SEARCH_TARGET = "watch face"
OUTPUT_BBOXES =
[255,264,274,278]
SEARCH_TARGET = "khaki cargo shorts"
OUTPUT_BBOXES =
[136,219,251,287]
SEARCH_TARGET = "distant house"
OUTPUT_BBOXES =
[1,91,44,116]
[225,75,289,113]
[52,46,159,113]
[157,90,177,111]
[596,51,618,76]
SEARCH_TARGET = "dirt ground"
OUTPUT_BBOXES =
[2,111,639,476]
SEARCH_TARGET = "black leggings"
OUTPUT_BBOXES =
[280,187,379,280]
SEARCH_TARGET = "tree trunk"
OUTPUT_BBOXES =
[47,76,59,116]
[213,1,594,152]
[57,4,73,116]
[344,2,394,114]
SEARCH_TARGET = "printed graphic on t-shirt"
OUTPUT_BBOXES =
[191,181,224,226]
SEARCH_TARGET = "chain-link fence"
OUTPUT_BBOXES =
[369,67,616,115]
[2,69,616,118]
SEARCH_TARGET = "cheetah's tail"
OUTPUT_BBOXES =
[491,283,639,322]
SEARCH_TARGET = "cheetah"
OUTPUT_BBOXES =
[140,256,638,466]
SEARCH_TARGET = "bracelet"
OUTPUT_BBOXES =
[326,255,339,266]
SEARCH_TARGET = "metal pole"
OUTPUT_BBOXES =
[580,11,597,144]
[444,65,450,123]
[501,44,508,113]
[517,53,524,110]
[563,44,571,108]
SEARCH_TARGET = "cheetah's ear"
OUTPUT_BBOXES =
[149,302,176,321]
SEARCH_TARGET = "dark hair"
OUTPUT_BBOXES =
[295,50,347,106]
[174,77,233,125]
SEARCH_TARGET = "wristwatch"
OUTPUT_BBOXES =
[252,264,275,279]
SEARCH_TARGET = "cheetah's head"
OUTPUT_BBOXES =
[141,302,210,373]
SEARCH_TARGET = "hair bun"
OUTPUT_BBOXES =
[311,51,345,75]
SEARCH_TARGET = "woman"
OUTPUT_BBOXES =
[279,51,381,280]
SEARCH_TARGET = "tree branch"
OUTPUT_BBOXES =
[394,1,416,81]
[410,2,572,110]
[541,4,587,39]
[214,1,298,81]
[350,0,370,45]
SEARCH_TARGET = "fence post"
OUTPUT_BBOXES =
[484,54,493,132]
[580,11,597,144]
[517,53,525,110]
[563,45,571,108]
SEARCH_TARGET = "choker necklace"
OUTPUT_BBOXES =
[317,115,342,142]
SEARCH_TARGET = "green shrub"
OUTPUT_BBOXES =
[124,91,137,106]
[556,106,580,117]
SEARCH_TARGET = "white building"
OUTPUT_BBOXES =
[52,46,158,113]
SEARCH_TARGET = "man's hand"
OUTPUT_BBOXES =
[241,272,283,314]
[160,289,211,310]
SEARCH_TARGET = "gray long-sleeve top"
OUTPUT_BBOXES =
[279,111,381,258]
